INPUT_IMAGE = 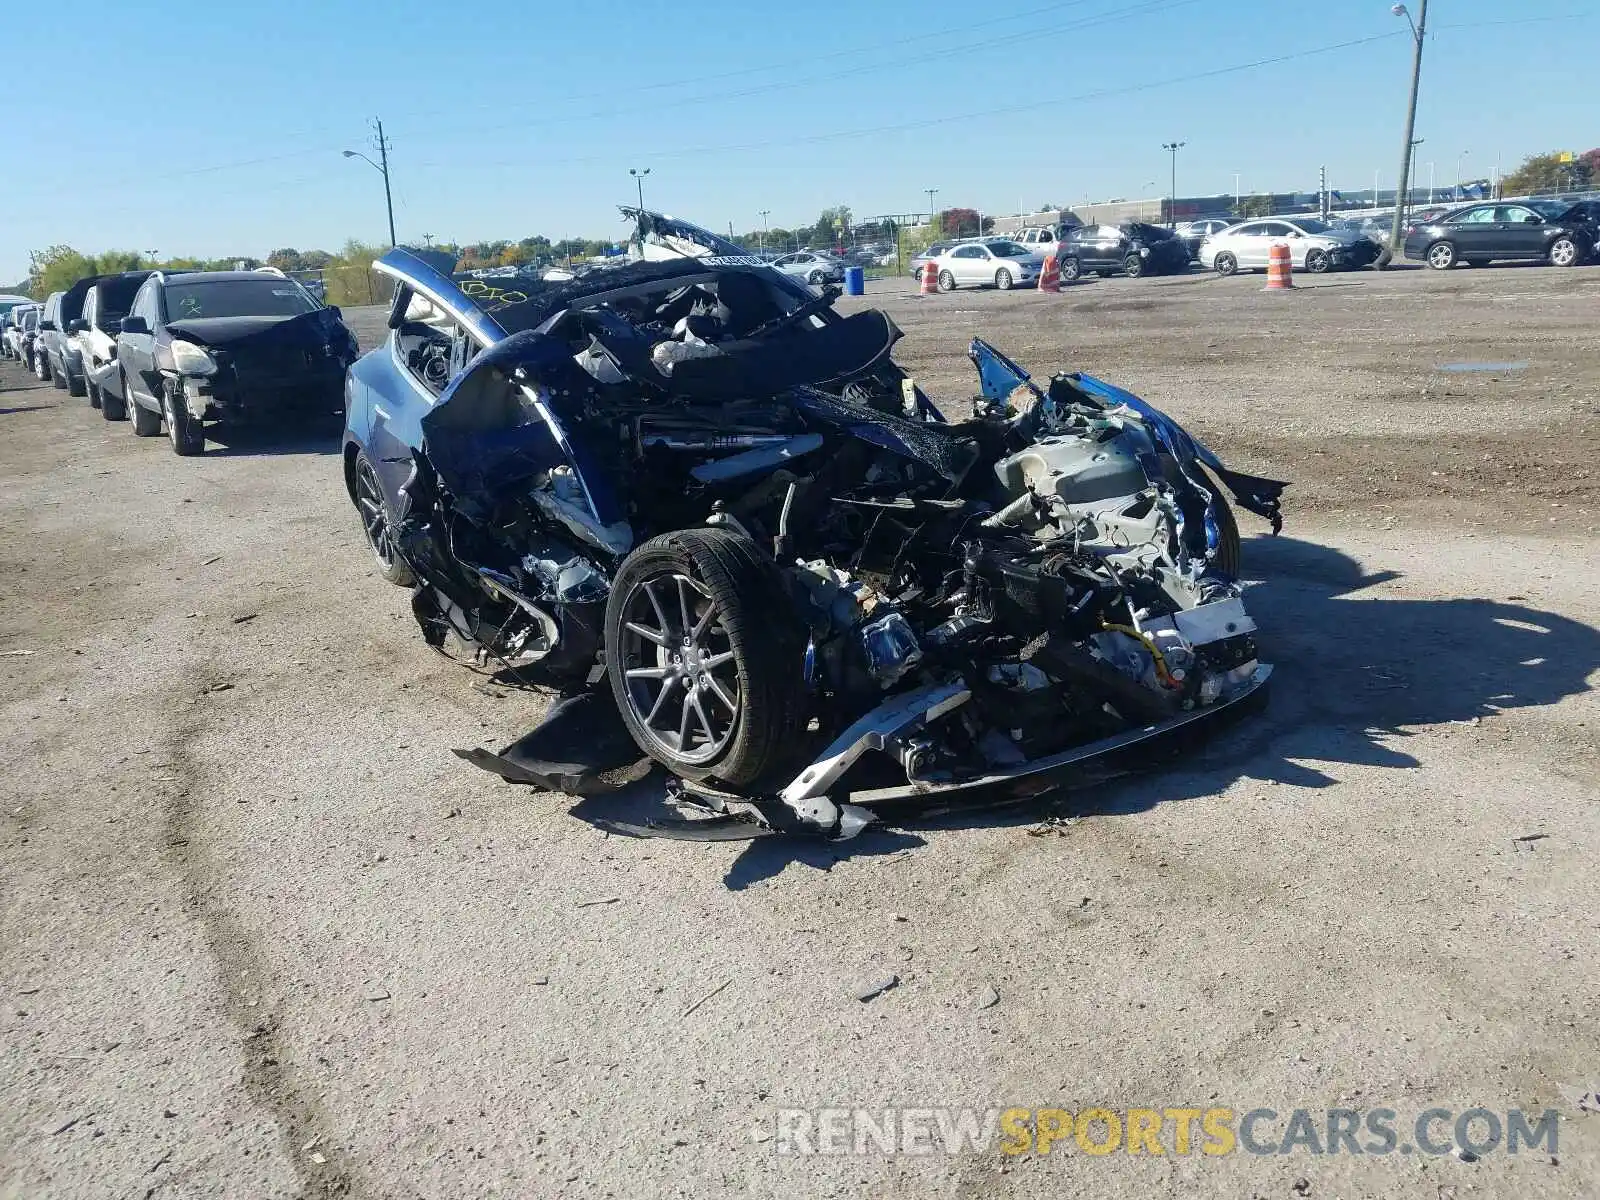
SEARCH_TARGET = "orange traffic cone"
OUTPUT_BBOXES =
[1264,242,1295,290]
[919,258,940,295]
[1037,254,1061,293]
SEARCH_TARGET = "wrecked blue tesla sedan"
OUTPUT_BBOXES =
[341,212,1286,839]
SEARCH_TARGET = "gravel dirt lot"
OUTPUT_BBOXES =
[2,264,1598,1199]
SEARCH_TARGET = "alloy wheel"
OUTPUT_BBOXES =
[354,458,398,569]
[617,571,740,767]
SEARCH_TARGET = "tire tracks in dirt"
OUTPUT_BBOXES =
[158,654,361,1198]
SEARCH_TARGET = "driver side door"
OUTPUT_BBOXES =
[949,244,988,284]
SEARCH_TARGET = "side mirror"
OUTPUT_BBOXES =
[68,318,88,333]
[327,305,343,319]
[41,320,56,331]
[118,316,149,336]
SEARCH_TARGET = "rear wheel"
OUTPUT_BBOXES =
[1213,253,1238,277]
[34,350,50,382]
[807,270,825,286]
[129,378,162,437]
[100,376,127,420]
[994,268,1014,290]
[86,377,102,409]
[1549,237,1580,267]
[51,356,67,389]
[1426,240,1457,270]
[605,528,808,789]
[937,270,956,292]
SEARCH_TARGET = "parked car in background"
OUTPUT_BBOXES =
[1402,201,1594,270]
[1332,215,1395,247]
[910,242,957,280]
[18,306,44,376]
[0,295,33,359]
[770,250,846,287]
[1173,218,1235,261]
[78,271,153,416]
[1200,217,1380,275]
[926,240,1043,291]
[38,282,92,395]
[3,303,36,361]
[1012,227,1064,256]
[1058,223,1191,280]
[116,270,357,455]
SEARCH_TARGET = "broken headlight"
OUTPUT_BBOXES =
[170,340,217,377]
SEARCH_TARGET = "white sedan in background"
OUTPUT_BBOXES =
[1199,217,1382,275]
[926,240,1043,291]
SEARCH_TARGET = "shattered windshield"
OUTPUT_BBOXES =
[164,280,318,320]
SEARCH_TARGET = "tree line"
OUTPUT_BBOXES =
[19,149,1594,300]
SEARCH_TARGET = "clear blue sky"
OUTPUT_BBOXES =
[5,0,1594,279]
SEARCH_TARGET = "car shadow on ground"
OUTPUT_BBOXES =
[681,535,1600,887]
[203,423,341,458]
[0,404,51,416]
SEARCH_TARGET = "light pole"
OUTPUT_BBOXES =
[1377,1,1428,268]
[1456,150,1469,200]
[1162,141,1185,227]
[342,118,396,247]
[759,209,770,254]
[1374,168,1380,210]
[1234,172,1241,212]
[1409,138,1424,212]
[1427,160,1435,204]
[629,167,650,210]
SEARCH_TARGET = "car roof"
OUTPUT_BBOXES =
[156,270,290,285]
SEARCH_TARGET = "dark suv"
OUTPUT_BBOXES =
[116,270,358,455]
[1058,223,1192,280]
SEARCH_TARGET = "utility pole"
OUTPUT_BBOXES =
[759,209,770,254]
[376,119,395,247]
[1377,0,1428,268]
[1162,141,1185,227]
[1319,166,1329,220]
[342,119,396,247]
[925,188,939,232]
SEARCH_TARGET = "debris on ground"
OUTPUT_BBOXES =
[853,974,899,1003]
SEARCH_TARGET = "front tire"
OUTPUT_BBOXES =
[1426,240,1457,270]
[34,350,50,382]
[1123,255,1145,278]
[1549,237,1580,267]
[1060,256,1083,281]
[1214,253,1238,277]
[937,270,956,292]
[162,381,204,456]
[605,528,808,789]
[1305,248,1332,274]
[994,268,1013,290]
[352,449,413,585]
[86,377,102,409]
[51,356,68,389]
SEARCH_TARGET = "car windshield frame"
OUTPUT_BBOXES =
[987,242,1032,258]
[1291,218,1332,235]
[161,279,320,321]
